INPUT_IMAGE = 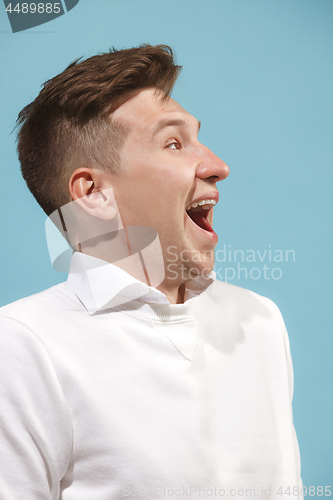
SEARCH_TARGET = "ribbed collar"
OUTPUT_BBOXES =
[66,252,215,316]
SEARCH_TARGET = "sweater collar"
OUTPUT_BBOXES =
[66,252,215,315]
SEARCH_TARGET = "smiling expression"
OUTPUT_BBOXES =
[104,88,229,285]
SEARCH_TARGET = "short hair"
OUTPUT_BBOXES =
[16,44,182,216]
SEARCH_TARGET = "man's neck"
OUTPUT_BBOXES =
[155,281,186,305]
[76,231,189,304]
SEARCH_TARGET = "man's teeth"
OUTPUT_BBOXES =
[186,199,217,211]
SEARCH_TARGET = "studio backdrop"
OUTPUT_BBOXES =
[0,0,332,493]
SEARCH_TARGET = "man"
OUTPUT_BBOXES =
[0,45,302,499]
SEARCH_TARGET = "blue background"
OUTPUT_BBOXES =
[1,0,332,492]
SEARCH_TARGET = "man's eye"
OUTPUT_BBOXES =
[166,141,181,150]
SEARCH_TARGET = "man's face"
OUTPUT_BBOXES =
[107,88,229,283]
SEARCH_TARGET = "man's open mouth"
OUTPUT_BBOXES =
[185,199,216,232]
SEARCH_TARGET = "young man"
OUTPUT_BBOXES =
[0,45,302,499]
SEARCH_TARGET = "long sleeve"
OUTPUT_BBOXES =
[0,316,72,500]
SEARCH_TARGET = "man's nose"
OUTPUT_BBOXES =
[196,145,230,182]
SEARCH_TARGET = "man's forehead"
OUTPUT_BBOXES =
[112,88,195,131]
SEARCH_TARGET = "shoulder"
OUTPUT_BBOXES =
[0,281,79,328]
[194,278,286,329]
[0,282,82,383]
[190,279,289,354]
[207,278,280,308]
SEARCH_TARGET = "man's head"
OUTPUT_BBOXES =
[17,44,181,216]
[17,44,229,293]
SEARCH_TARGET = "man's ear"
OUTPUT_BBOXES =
[69,168,117,220]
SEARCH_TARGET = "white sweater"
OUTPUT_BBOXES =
[0,253,302,499]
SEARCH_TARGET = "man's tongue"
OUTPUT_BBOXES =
[187,210,213,232]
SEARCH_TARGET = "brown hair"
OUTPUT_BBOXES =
[16,44,182,216]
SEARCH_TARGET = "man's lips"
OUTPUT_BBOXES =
[185,191,219,234]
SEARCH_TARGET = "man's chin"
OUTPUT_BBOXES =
[179,258,215,282]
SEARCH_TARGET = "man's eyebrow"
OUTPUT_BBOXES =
[153,118,201,136]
